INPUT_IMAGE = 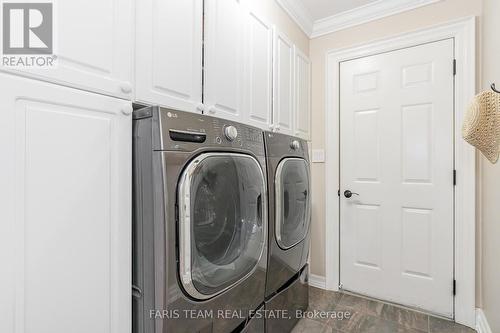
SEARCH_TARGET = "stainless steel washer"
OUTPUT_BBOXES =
[132,106,268,333]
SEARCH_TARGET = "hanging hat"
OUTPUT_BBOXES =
[462,91,500,163]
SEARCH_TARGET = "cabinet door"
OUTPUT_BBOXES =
[272,29,294,135]
[204,0,246,121]
[136,0,203,112]
[243,10,273,130]
[0,0,133,99]
[294,47,311,140]
[0,73,131,333]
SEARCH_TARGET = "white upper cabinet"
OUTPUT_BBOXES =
[243,10,273,130]
[0,73,131,333]
[294,47,311,140]
[204,0,246,121]
[0,0,133,99]
[136,0,203,112]
[272,29,294,135]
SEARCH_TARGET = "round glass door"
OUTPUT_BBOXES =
[275,158,310,249]
[178,153,267,299]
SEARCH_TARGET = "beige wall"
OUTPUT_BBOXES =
[479,0,500,330]
[308,0,482,277]
[247,0,309,55]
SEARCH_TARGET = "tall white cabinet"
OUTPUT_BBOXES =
[0,74,131,333]
[135,0,203,112]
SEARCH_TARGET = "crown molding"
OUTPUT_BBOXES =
[276,0,444,39]
[275,0,314,36]
[311,0,443,38]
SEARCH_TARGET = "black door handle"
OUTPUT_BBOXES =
[344,190,359,198]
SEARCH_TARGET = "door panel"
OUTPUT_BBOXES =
[340,39,454,317]
[0,73,131,333]
[1,0,133,99]
[353,204,381,270]
[136,0,203,112]
[244,10,273,130]
[204,0,245,121]
[294,47,311,140]
[272,30,294,135]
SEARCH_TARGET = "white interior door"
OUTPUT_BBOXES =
[339,39,455,317]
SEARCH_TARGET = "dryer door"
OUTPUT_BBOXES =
[178,153,267,299]
[275,158,311,249]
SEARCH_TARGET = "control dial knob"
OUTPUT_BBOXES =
[290,140,300,150]
[224,125,238,141]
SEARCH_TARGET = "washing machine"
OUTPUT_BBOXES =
[132,106,268,333]
[264,131,311,332]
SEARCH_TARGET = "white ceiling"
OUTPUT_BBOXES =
[300,0,379,21]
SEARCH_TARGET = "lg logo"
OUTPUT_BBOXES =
[2,3,53,54]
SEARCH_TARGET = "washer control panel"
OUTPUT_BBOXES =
[154,107,265,156]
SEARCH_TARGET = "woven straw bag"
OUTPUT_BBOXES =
[462,91,500,163]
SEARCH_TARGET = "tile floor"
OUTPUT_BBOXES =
[292,287,476,333]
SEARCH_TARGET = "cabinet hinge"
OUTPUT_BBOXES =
[453,59,457,76]
[453,279,456,296]
[337,189,340,197]
[453,169,457,186]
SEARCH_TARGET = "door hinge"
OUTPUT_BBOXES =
[453,59,457,76]
[453,169,457,186]
[453,279,456,295]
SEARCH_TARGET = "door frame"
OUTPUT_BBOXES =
[324,17,476,328]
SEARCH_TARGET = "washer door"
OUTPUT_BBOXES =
[275,158,311,249]
[178,153,267,299]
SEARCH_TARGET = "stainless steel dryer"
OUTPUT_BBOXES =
[132,106,267,333]
[264,131,311,332]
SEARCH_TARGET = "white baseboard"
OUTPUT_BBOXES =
[476,308,492,333]
[308,274,326,289]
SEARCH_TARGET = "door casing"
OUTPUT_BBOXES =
[324,17,476,328]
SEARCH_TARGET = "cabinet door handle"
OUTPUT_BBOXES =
[119,83,132,94]
[195,103,205,113]
[121,105,133,116]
